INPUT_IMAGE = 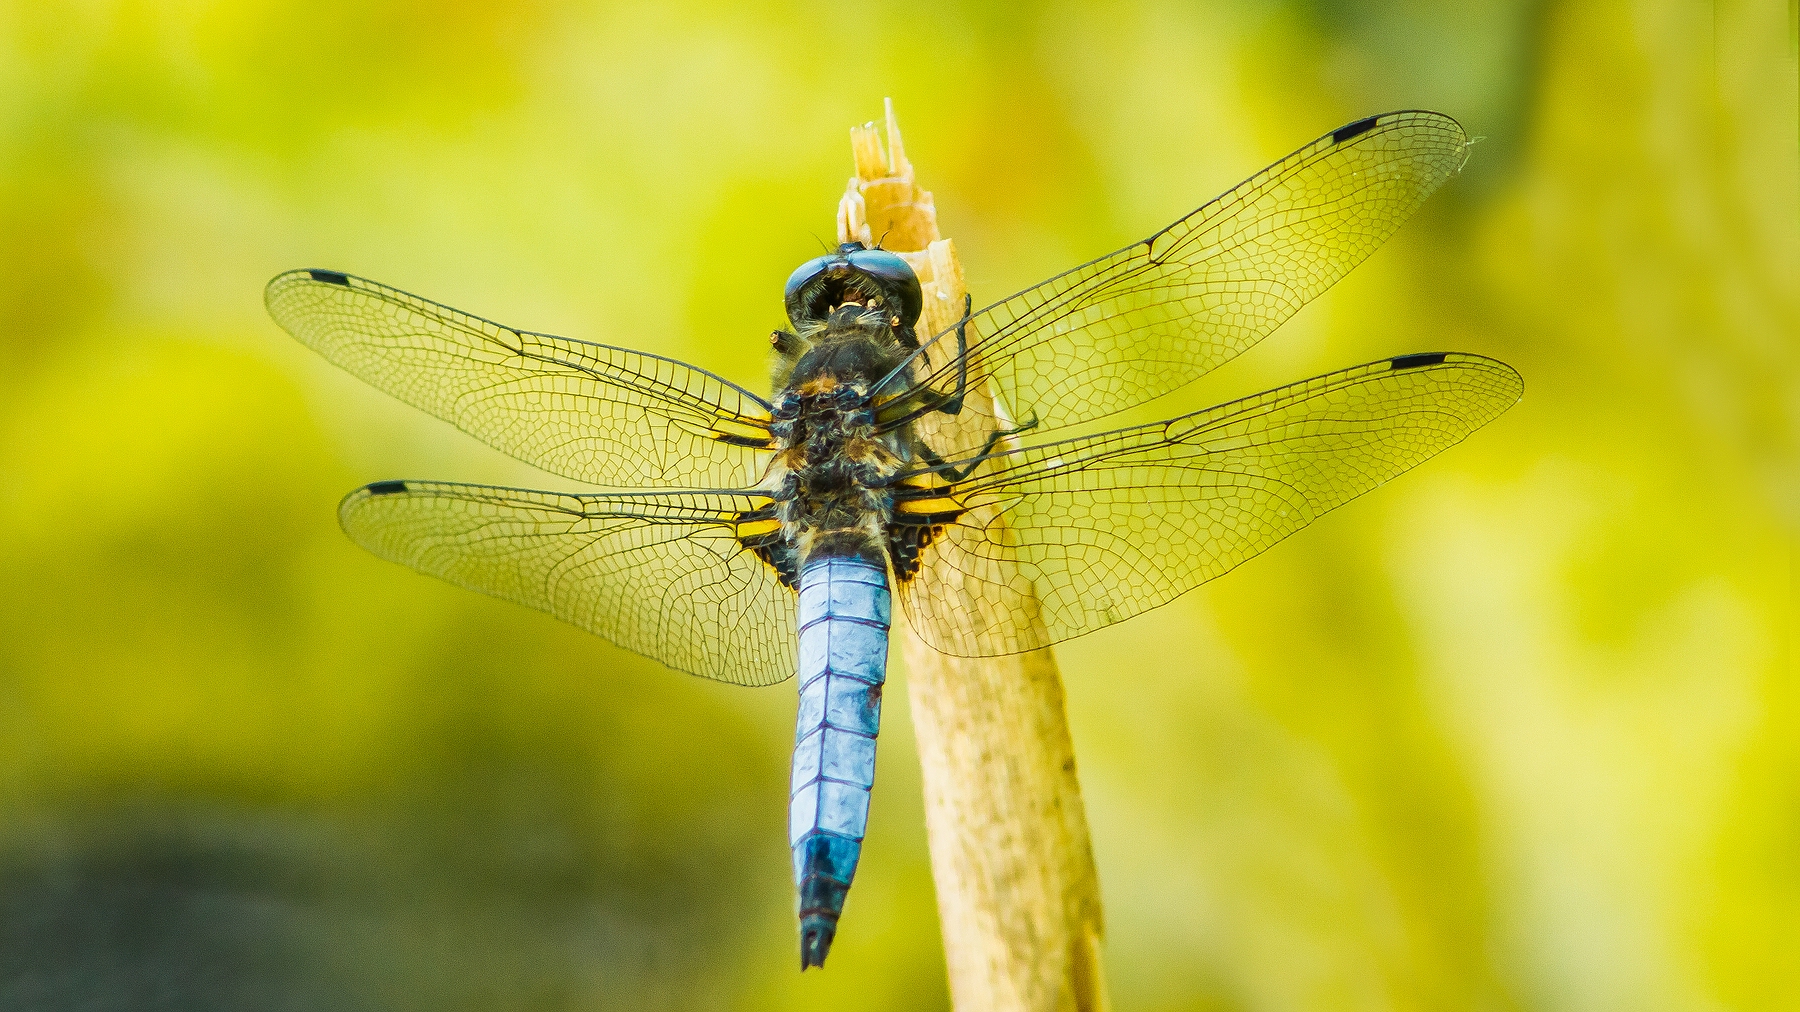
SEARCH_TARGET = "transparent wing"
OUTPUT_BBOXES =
[267,270,774,488]
[900,353,1521,657]
[340,481,795,685]
[908,111,1470,434]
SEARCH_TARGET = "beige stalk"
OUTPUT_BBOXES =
[837,99,1110,1012]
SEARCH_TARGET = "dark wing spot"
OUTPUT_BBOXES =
[366,480,408,495]
[1390,352,1448,371]
[308,270,351,286]
[1332,116,1380,144]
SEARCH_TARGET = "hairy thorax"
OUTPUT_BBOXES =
[767,306,914,565]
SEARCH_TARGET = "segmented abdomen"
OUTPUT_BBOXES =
[788,553,889,968]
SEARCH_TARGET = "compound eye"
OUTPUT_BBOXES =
[847,248,923,327]
[783,255,834,312]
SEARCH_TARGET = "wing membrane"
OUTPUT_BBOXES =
[910,111,1470,433]
[268,271,774,488]
[901,353,1521,657]
[340,481,794,685]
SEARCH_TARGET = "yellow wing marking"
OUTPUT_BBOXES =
[893,472,967,521]
[668,412,774,449]
[733,516,783,539]
[709,414,776,447]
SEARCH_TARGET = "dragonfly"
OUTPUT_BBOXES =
[267,109,1521,969]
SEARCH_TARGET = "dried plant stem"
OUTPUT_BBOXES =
[838,99,1109,1012]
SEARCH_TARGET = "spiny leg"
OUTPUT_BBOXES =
[873,295,974,433]
[905,409,1041,485]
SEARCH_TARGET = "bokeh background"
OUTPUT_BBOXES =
[1,1,1794,1009]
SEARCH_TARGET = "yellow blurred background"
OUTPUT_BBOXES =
[1,2,1793,1009]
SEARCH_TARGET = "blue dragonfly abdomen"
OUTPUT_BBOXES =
[788,552,890,968]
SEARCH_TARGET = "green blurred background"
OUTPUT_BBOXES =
[1,1,1794,1009]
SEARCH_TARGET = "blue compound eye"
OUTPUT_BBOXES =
[844,247,909,281]
[783,255,835,314]
[845,248,922,328]
[782,243,924,330]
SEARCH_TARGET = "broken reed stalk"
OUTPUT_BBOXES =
[838,100,1110,1012]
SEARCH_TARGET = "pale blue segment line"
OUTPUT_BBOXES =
[816,781,872,837]
[791,728,824,793]
[789,780,819,846]
[819,728,875,786]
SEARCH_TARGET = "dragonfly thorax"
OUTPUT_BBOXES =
[767,327,914,570]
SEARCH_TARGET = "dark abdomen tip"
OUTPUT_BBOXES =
[800,917,837,969]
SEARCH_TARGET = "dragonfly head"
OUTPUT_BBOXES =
[784,242,922,334]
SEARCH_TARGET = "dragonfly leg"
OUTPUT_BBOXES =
[871,295,973,433]
[930,293,974,418]
[908,409,1041,484]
